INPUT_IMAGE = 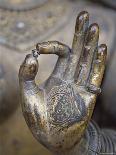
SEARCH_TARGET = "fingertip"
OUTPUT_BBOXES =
[78,11,89,21]
[25,54,33,60]
[98,44,107,55]
[32,49,40,58]
[36,42,50,54]
[87,23,99,42]
[36,42,50,52]
[89,23,99,33]
[25,53,37,61]
[23,54,39,70]
[19,53,39,81]
[98,44,107,61]
[75,11,89,32]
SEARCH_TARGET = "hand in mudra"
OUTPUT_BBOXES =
[19,11,107,152]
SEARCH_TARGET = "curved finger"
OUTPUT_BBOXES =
[77,23,99,86]
[86,44,107,94]
[36,41,71,79]
[64,11,89,81]
[36,41,70,57]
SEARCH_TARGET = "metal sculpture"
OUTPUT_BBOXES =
[2,1,115,155]
[0,0,116,126]
[19,11,116,154]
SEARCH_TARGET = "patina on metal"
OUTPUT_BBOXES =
[19,11,116,154]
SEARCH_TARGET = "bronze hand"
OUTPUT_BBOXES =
[19,11,107,154]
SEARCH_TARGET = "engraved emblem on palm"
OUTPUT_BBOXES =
[47,83,86,126]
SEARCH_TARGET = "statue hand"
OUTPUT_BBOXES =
[19,11,107,153]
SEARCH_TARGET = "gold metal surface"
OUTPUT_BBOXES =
[19,11,107,155]
[0,1,116,155]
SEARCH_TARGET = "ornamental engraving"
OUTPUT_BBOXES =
[47,83,87,126]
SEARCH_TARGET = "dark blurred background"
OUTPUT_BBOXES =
[0,0,116,155]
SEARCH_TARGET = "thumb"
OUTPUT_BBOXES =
[19,54,39,81]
